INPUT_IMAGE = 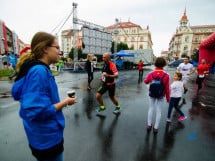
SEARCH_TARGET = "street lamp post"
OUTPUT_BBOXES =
[72,2,78,62]
[114,18,119,54]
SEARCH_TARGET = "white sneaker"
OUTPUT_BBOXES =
[166,118,171,122]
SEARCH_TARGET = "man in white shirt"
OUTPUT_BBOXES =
[176,56,195,94]
[176,56,195,105]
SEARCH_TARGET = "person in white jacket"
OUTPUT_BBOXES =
[166,72,187,122]
[176,56,195,93]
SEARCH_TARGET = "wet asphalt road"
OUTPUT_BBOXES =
[0,67,215,161]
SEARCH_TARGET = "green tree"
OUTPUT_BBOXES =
[69,48,85,60]
[118,42,129,51]
[191,48,199,62]
[129,46,134,50]
[96,54,103,62]
[111,41,129,53]
[111,41,116,53]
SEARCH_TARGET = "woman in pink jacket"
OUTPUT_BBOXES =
[144,57,170,134]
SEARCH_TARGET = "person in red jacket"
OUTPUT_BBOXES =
[144,57,170,134]
[196,59,209,91]
[138,59,144,82]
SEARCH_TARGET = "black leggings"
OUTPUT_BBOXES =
[196,76,205,90]
[88,72,94,84]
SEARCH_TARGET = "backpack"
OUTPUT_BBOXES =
[149,72,166,98]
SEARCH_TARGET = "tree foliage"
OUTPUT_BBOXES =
[191,48,199,62]
[69,48,86,60]
[68,41,130,62]
[111,41,129,53]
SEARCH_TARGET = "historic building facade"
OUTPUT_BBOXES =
[61,29,82,54]
[105,21,153,51]
[0,20,26,56]
[61,21,153,55]
[168,9,215,60]
[61,29,73,54]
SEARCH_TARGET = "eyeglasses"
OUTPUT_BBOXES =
[49,46,60,50]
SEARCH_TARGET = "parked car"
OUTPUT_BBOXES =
[168,59,184,67]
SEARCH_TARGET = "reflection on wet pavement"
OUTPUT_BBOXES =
[0,69,215,161]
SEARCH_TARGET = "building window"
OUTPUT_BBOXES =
[185,36,189,43]
[184,45,188,51]
[194,37,199,42]
[140,36,144,41]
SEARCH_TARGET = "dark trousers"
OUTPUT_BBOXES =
[139,70,143,78]
[138,70,143,83]
[196,76,205,90]
[88,72,94,86]
[167,97,184,119]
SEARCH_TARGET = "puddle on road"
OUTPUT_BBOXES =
[190,95,215,117]
[71,86,80,89]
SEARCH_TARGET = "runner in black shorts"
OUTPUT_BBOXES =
[97,83,116,97]
[96,52,120,114]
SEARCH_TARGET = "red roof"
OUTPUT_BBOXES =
[106,21,141,29]
[191,25,215,29]
[161,51,169,55]
[180,9,188,22]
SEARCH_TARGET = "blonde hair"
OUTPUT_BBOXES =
[16,53,33,72]
[16,32,56,72]
[87,54,93,61]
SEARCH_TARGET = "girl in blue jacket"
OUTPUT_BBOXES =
[12,32,77,161]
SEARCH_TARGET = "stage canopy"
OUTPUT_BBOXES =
[111,50,134,57]
[199,32,215,65]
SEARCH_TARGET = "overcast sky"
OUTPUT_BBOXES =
[1,0,215,55]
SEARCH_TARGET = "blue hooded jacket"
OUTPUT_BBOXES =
[12,60,65,150]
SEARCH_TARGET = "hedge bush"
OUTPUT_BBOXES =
[0,69,14,77]
[0,69,58,77]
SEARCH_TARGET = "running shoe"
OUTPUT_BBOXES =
[147,125,152,132]
[166,118,171,123]
[95,107,106,113]
[153,128,158,134]
[178,116,187,121]
[113,107,120,114]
